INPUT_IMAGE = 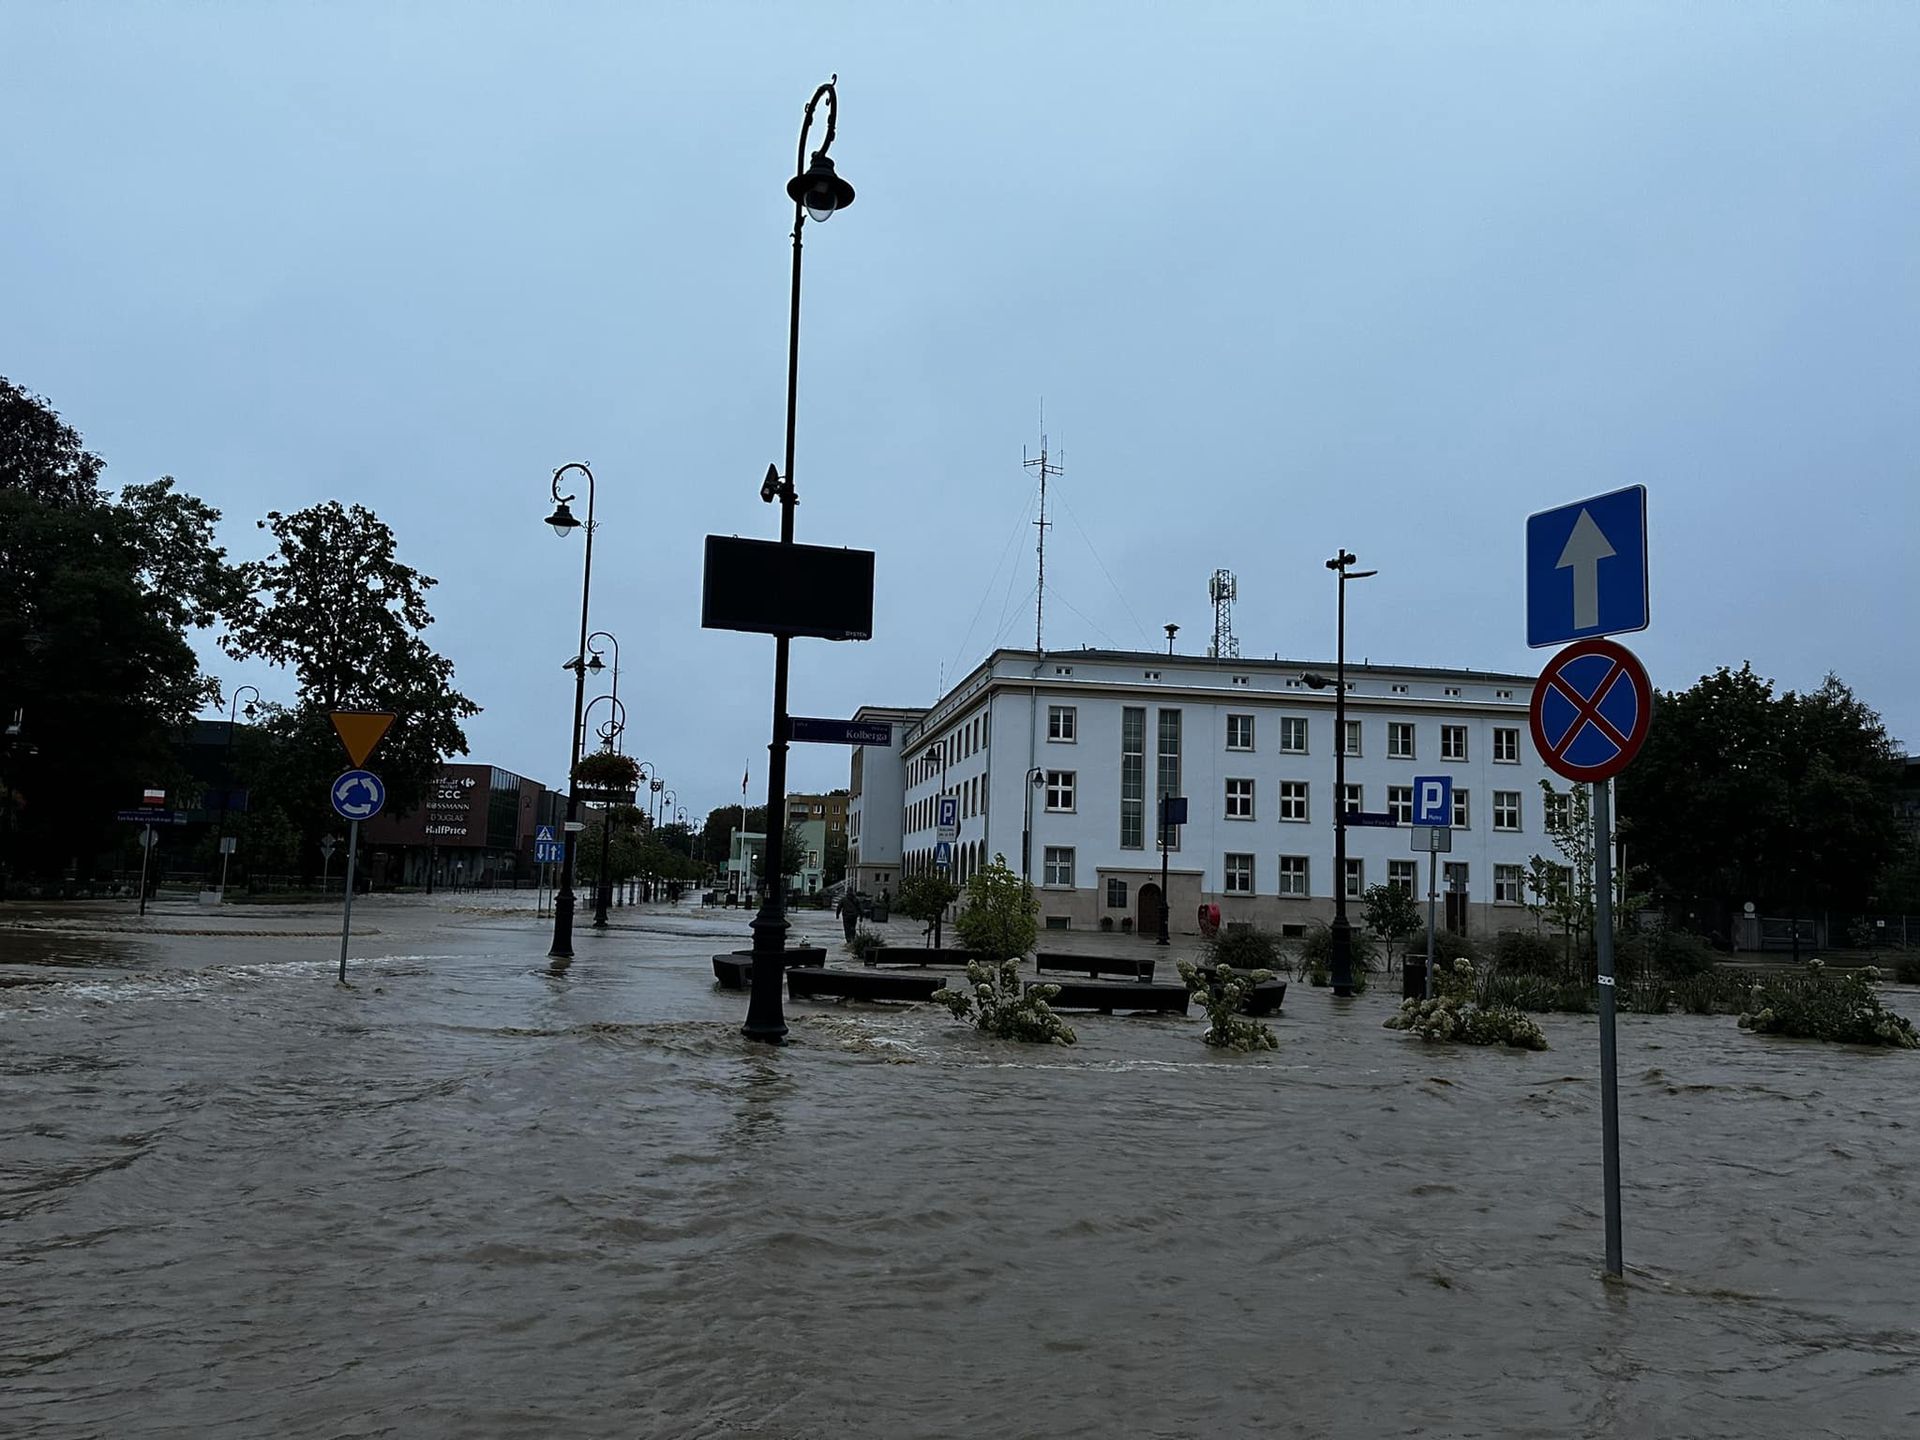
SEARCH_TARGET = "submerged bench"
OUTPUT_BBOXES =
[1034,952,1156,982]
[712,948,828,990]
[1028,979,1189,1015]
[788,967,949,1004]
[867,947,980,969]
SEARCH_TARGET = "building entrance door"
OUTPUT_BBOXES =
[1137,882,1164,938]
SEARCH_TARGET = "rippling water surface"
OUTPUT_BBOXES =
[3,897,1917,1438]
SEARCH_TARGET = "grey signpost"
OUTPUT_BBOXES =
[1527,488,1653,1282]
[1410,824,1452,997]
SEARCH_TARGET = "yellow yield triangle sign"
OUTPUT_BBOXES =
[330,711,396,768]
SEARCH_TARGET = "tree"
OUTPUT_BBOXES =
[823,827,848,887]
[780,822,806,879]
[222,502,478,873]
[954,854,1037,961]
[700,804,766,868]
[1,379,236,885]
[1619,665,1902,928]
[1526,779,1594,971]
[897,870,960,931]
[1361,883,1421,969]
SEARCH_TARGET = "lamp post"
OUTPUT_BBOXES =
[542,461,597,967]
[587,631,619,747]
[1021,766,1046,887]
[216,685,260,897]
[1303,549,1376,996]
[660,789,677,902]
[924,740,951,947]
[744,76,856,1045]
[584,694,627,928]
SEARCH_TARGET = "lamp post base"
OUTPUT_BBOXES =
[1328,914,1356,997]
[549,889,576,967]
[742,905,791,1044]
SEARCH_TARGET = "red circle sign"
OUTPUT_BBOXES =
[1529,638,1653,783]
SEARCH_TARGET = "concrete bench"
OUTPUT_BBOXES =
[1186,963,1288,1016]
[1028,979,1189,1015]
[867,946,980,969]
[1035,952,1156,982]
[711,949,827,990]
[788,967,950,1004]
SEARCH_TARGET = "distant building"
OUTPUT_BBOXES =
[847,650,1562,937]
[727,829,766,901]
[785,789,850,834]
[361,762,561,888]
[844,705,924,899]
[791,817,828,895]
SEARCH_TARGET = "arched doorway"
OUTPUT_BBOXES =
[1137,882,1164,938]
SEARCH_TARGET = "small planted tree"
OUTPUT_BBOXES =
[897,870,960,939]
[1362,883,1421,971]
[934,855,1074,1044]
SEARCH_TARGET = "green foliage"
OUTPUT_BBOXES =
[1619,664,1903,917]
[823,827,848,886]
[847,926,884,962]
[1385,958,1549,1050]
[896,870,960,925]
[1479,973,1594,1014]
[1738,960,1918,1048]
[933,958,1076,1045]
[1297,923,1380,986]
[573,750,640,790]
[1614,928,1719,982]
[1177,960,1278,1051]
[1207,925,1285,975]
[1491,928,1562,978]
[699,805,768,867]
[954,854,1037,961]
[1895,953,1920,986]
[1362,883,1422,963]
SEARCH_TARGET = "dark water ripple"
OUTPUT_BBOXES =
[1,906,1918,1438]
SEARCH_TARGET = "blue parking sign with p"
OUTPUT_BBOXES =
[1413,775,1452,827]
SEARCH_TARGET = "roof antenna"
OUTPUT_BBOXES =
[1023,400,1063,653]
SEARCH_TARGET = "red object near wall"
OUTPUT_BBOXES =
[1198,903,1221,939]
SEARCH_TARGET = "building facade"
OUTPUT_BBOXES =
[850,650,1567,938]
[844,705,924,900]
[361,762,558,888]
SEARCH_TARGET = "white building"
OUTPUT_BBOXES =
[845,705,924,901]
[848,649,1568,939]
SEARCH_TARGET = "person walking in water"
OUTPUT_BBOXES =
[837,888,861,944]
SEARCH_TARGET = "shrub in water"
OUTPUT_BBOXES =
[1207,925,1285,975]
[1738,960,1917,1048]
[1297,923,1378,990]
[933,958,1077,1045]
[1492,929,1562,978]
[1385,957,1549,1050]
[1894,952,1920,986]
[1177,960,1278,1052]
[952,854,1037,962]
[847,926,883,962]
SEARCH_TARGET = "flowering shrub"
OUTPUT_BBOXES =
[847,926,884,962]
[1385,957,1549,1050]
[1738,960,1918,1048]
[1176,960,1277,1052]
[933,958,1076,1046]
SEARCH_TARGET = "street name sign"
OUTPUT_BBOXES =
[330,769,387,822]
[1526,485,1648,648]
[117,809,187,824]
[791,717,893,746]
[329,711,396,768]
[1342,810,1398,828]
[1530,638,1653,784]
[1412,775,1453,828]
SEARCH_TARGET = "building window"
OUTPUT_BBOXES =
[1224,853,1254,894]
[1388,785,1413,825]
[1441,725,1468,761]
[1054,665,1074,676]
[1225,778,1254,820]
[1493,790,1522,831]
[1279,781,1308,823]
[1388,859,1416,894]
[1391,683,1409,694]
[1231,674,1250,687]
[1389,722,1415,759]
[1495,688,1513,700]
[1344,857,1365,899]
[1278,855,1310,897]
[1106,877,1128,909]
[1444,862,1469,897]
[1120,706,1145,849]
[1342,719,1362,757]
[1144,670,1161,681]
[1226,713,1254,751]
[1048,705,1076,742]
[1157,709,1181,853]
[1043,846,1075,887]
[1444,686,1462,697]
[1281,716,1309,753]
[1340,783,1363,814]
[1544,788,1572,831]
[1045,770,1076,812]
[1493,727,1519,763]
[1494,864,1523,904]
[1452,790,1471,829]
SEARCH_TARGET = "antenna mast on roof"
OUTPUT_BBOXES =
[1209,569,1240,660]
[1023,403,1063,654]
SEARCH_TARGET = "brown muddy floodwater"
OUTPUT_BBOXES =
[3,896,1918,1438]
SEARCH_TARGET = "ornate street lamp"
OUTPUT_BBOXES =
[543,461,596,967]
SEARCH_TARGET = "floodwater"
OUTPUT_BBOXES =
[3,895,1917,1439]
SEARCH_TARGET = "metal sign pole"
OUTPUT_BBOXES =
[339,819,360,984]
[138,825,153,917]
[1425,848,1437,998]
[1592,779,1623,1278]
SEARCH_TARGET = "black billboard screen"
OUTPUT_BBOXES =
[701,535,875,641]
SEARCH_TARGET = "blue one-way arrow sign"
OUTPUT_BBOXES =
[1526,485,1648,649]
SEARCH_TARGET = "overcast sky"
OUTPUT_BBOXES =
[6,3,1916,822]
